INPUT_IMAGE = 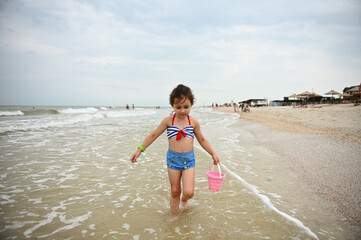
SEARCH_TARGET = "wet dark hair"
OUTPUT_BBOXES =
[169,84,195,106]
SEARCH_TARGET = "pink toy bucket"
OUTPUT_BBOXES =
[207,164,226,192]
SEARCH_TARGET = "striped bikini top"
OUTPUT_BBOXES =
[167,114,194,140]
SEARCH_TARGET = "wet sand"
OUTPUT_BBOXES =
[216,104,361,238]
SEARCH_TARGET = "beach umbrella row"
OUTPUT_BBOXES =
[284,86,360,105]
[288,90,353,99]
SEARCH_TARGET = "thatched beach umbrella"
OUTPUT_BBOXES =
[298,91,323,104]
[297,91,312,105]
[287,93,299,106]
[310,92,322,97]
[325,90,340,103]
[288,93,298,99]
[309,92,322,104]
[298,91,312,97]
[300,91,312,95]
[325,90,340,95]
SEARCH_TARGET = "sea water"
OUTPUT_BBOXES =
[0,106,319,239]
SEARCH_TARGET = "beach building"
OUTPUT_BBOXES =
[239,99,268,107]
[343,85,360,96]
[270,97,302,106]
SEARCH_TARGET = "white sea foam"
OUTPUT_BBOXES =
[133,235,140,240]
[221,164,319,239]
[144,228,156,234]
[29,198,42,204]
[119,196,130,201]
[268,193,282,199]
[37,212,92,238]
[58,107,99,114]
[122,223,130,230]
[24,211,58,238]
[131,193,144,205]
[33,178,51,183]
[0,110,24,116]
[0,194,15,204]
[103,109,156,118]
[4,220,37,230]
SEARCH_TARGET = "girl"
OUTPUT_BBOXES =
[130,84,220,213]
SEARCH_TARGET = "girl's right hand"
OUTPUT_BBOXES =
[212,153,220,165]
[130,149,141,163]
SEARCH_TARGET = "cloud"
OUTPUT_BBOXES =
[0,0,360,105]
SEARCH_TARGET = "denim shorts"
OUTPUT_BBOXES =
[166,149,195,171]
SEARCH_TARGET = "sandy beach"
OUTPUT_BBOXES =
[228,104,361,141]
[216,104,361,238]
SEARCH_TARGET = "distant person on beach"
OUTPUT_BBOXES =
[126,104,130,110]
[233,103,239,112]
[244,104,250,112]
[130,84,221,213]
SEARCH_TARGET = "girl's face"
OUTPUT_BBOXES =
[172,97,192,118]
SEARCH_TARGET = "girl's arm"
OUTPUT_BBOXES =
[193,118,220,165]
[130,117,169,163]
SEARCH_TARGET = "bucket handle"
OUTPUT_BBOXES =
[211,164,222,178]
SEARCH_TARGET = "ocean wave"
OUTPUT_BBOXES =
[0,114,105,134]
[22,109,60,115]
[0,110,24,116]
[0,107,159,133]
[0,107,102,117]
[56,107,157,117]
[58,107,99,114]
[0,106,159,118]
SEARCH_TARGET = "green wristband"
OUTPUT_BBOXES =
[138,145,146,152]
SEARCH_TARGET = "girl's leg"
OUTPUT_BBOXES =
[181,167,195,205]
[167,168,182,213]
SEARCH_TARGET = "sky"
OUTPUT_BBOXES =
[0,0,360,106]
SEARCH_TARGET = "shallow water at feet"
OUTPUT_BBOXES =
[0,106,320,239]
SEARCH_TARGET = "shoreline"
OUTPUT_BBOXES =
[214,105,361,238]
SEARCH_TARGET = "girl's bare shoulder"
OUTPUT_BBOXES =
[161,115,173,127]
[189,115,199,126]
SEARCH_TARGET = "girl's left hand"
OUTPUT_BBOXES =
[130,149,142,163]
[212,153,220,165]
